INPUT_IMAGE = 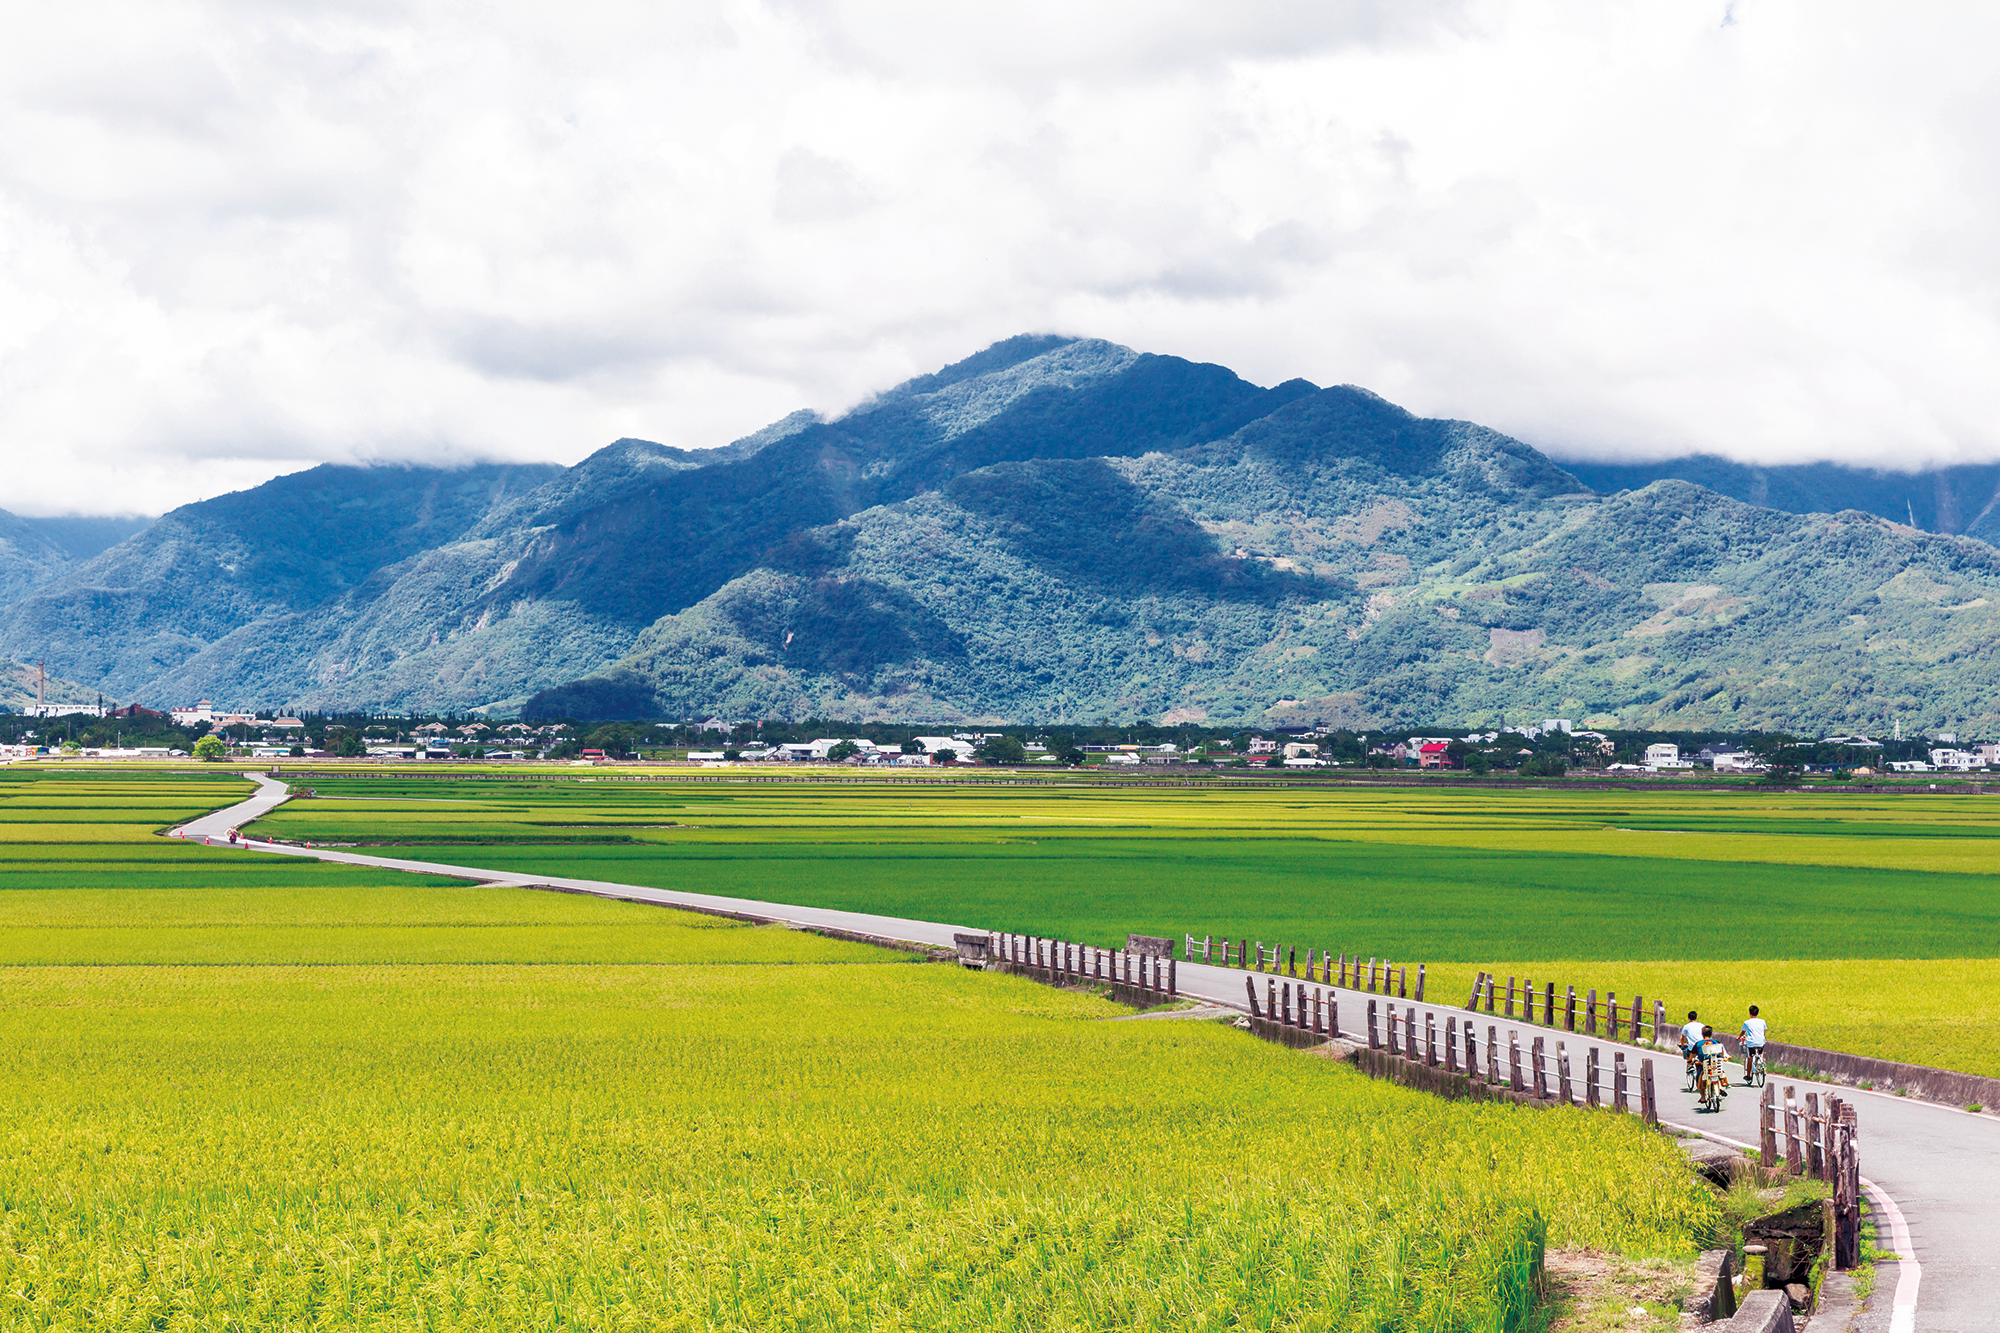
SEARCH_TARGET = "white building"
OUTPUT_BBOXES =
[22,703,105,718]
[1928,748,1980,770]
[1540,718,1574,734]
[1644,742,1680,765]
[1282,742,1319,759]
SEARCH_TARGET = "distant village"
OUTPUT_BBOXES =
[0,696,1986,775]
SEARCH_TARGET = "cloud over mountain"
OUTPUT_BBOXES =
[5,2,2000,515]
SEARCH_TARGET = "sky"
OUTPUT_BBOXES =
[3,0,1998,516]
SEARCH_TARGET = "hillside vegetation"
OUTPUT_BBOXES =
[5,336,2000,731]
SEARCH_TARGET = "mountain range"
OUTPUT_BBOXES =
[5,334,2000,735]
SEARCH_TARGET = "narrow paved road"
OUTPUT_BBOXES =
[201,775,1990,1330]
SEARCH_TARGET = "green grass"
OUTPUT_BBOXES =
[0,767,1718,1330]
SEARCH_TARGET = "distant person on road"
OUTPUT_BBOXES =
[1740,1005,1767,1051]
[1694,1024,1727,1063]
[1679,1010,1703,1054]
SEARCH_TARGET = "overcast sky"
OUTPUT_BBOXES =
[3,0,1997,515]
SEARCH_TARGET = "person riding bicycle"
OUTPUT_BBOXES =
[1740,1005,1768,1085]
[1695,1025,1729,1085]
[1679,1010,1704,1058]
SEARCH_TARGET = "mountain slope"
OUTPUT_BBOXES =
[530,372,2000,735]
[0,510,152,605]
[0,463,564,706]
[8,334,2000,734]
[1561,456,2000,543]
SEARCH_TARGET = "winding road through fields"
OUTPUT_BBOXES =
[188,774,1994,1331]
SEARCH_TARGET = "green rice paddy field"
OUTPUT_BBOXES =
[0,768,1712,1331]
[244,768,2000,1077]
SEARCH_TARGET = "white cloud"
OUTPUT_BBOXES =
[2,0,1998,515]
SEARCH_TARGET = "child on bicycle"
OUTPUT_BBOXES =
[1740,1006,1767,1084]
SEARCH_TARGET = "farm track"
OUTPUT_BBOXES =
[193,775,1995,1331]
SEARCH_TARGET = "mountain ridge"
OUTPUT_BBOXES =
[5,336,2000,734]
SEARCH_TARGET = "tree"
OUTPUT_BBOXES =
[1519,754,1567,778]
[978,735,1028,764]
[332,730,365,758]
[1465,751,1492,775]
[193,735,227,762]
[1056,744,1085,766]
[931,746,959,764]
[827,740,862,762]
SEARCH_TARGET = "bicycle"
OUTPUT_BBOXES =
[1698,1055,1730,1113]
[1743,1046,1766,1087]
[1682,1047,1699,1092]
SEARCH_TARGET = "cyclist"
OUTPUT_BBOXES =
[1694,1025,1730,1107]
[1740,1006,1768,1085]
[1679,1010,1704,1089]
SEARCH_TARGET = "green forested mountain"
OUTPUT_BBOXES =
[7,335,2000,734]
[0,509,151,605]
[1562,456,2000,542]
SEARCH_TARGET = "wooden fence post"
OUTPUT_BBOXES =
[1330,996,1340,1040]
[1587,988,1599,1035]
[1268,977,1277,1023]
[1426,1012,1438,1066]
[1586,1046,1600,1108]
[1653,1000,1667,1049]
[1640,1058,1657,1125]
[1368,998,1380,1048]
[1509,1031,1524,1091]
[1466,972,1484,1010]
[1369,957,1378,992]
[1784,1089,1803,1174]
[1446,1015,1459,1072]
[1613,1051,1628,1112]
[1305,947,1315,981]
[1544,982,1555,1028]
[1806,1093,1825,1179]
[1507,976,1517,1017]
[1168,958,1177,998]
[1629,993,1642,1042]
[1605,990,1617,1040]
[1415,964,1426,1001]
[1399,965,1408,999]
[1565,985,1578,1033]
[1522,976,1533,1021]
[1488,1025,1501,1084]
[1761,1083,1779,1164]
[1533,1036,1549,1099]
[1288,946,1297,977]
[1557,1043,1574,1105]
[1464,1022,1478,1079]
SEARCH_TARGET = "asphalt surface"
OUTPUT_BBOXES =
[201,774,1992,1331]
